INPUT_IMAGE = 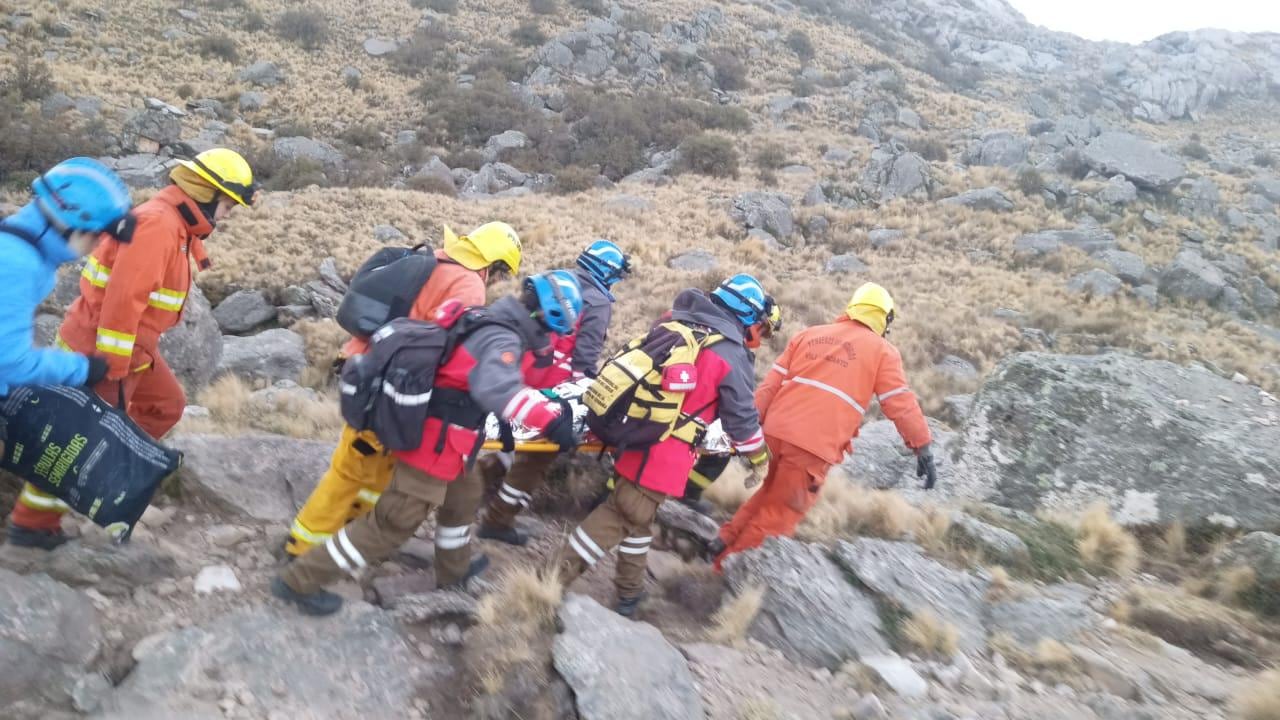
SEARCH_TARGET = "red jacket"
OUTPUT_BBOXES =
[59,186,212,379]
[756,316,931,464]
[613,290,763,496]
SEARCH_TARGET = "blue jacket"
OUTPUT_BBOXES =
[0,203,89,396]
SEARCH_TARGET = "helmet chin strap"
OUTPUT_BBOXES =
[32,194,74,242]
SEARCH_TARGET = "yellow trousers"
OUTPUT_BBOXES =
[286,425,395,557]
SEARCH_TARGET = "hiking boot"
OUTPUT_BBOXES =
[6,526,68,551]
[615,591,648,619]
[439,554,491,591]
[477,523,528,547]
[271,576,343,616]
[705,537,726,562]
[679,496,715,516]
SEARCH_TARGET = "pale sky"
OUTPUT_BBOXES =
[1006,0,1280,44]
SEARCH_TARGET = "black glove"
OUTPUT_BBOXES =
[916,444,938,490]
[543,402,578,452]
[85,356,110,386]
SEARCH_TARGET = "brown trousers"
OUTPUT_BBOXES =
[481,451,557,529]
[282,460,485,593]
[556,478,665,598]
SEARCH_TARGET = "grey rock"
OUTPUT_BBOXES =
[604,194,653,214]
[767,95,811,121]
[1158,249,1226,302]
[34,313,61,347]
[801,183,828,207]
[281,285,311,307]
[869,228,905,248]
[935,354,978,380]
[841,419,958,492]
[723,537,889,669]
[729,192,794,242]
[105,605,434,718]
[834,539,990,652]
[363,37,398,56]
[318,257,348,294]
[482,130,529,163]
[746,228,780,249]
[340,66,362,85]
[823,147,855,165]
[248,380,320,412]
[655,501,720,548]
[213,290,276,334]
[462,162,527,196]
[102,154,175,189]
[305,280,343,318]
[620,167,670,186]
[413,155,455,190]
[273,136,345,171]
[1013,227,1116,256]
[1141,209,1165,227]
[1082,132,1186,189]
[941,394,974,425]
[949,513,1031,569]
[237,90,266,112]
[39,261,84,314]
[1095,249,1149,285]
[45,542,177,597]
[1247,176,1280,204]
[0,569,101,714]
[861,654,929,698]
[805,215,831,240]
[987,583,1098,644]
[1246,276,1280,312]
[121,108,183,153]
[667,250,718,272]
[965,131,1029,167]
[158,284,222,394]
[857,119,881,143]
[897,107,923,130]
[41,92,76,118]
[825,253,869,274]
[1097,175,1139,206]
[1218,532,1280,587]
[372,224,406,244]
[1067,269,1123,298]
[1178,176,1220,217]
[940,187,1015,212]
[954,352,1280,528]
[862,142,934,202]
[1134,284,1159,308]
[238,61,285,87]
[553,595,704,720]
[214,328,307,384]
[168,433,333,522]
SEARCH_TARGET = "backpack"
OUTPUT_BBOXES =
[338,308,513,452]
[336,246,438,338]
[584,321,722,452]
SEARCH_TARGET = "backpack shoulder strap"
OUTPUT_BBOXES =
[0,221,43,249]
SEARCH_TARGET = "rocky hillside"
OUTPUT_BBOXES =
[3,0,1280,718]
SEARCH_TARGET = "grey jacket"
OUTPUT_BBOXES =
[669,289,761,446]
[458,296,551,416]
[569,267,615,376]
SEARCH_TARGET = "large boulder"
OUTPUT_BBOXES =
[237,61,285,87]
[986,582,1099,644]
[167,433,332,521]
[939,187,1015,212]
[954,352,1280,529]
[482,130,529,163]
[0,569,102,715]
[273,136,345,173]
[729,192,794,243]
[1158,249,1226,303]
[723,537,889,669]
[553,595,703,720]
[1095,249,1149,286]
[212,290,276,335]
[102,154,175,189]
[214,328,307,384]
[964,131,1029,167]
[1082,132,1186,190]
[158,284,222,395]
[861,141,934,202]
[100,604,436,718]
[840,418,958,492]
[461,162,527,196]
[834,539,990,652]
[1217,532,1280,589]
[1067,269,1123,298]
[1013,227,1116,256]
[121,107,183,154]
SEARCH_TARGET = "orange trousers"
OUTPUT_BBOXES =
[9,357,184,531]
[715,435,830,570]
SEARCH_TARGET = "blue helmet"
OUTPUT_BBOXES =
[711,273,771,327]
[577,239,632,288]
[32,157,133,237]
[525,269,584,335]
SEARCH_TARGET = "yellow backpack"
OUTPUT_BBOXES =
[584,321,722,450]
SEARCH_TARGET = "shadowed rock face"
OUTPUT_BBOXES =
[954,352,1280,530]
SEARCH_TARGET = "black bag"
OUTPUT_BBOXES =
[335,246,438,338]
[0,385,182,539]
[339,309,514,452]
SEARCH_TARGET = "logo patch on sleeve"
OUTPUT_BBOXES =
[501,351,517,365]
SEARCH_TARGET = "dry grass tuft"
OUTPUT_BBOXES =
[986,565,1013,600]
[1076,503,1141,578]
[737,698,782,720]
[1219,566,1261,605]
[799,479,918,543]
[703,462,758,512]
[465,567,565,717]
[191,374,343,439]
[1233,669,1280,720]
[1120,586,1278,667]
[476,567,562,632]
[1159,522,1188,563]
[707,586,765,646]
[901,610,959,658]
[1033,638,1076,672]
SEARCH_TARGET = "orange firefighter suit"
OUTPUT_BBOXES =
[285,253,486,556]
[716,315,932,566]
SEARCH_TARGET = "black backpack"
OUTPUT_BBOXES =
[335,246,438,338]
[338,309,514,452]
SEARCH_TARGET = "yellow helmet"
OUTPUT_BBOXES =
[442,221,522,274]
[847,282,895,315]
[765,300,783,336]
[846,282,896,335]
[177,148,256,207]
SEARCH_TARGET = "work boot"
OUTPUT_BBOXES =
[615,591,648,619]
[477,522,528,547]
[6,526,68,551]
[271,576,343,617]
[705,537,726,562]
[679,496,715,516]
[439,553,490,591]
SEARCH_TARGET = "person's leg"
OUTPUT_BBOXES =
[279,462,447,607]
[480,451,556,534]
[681,453,730,513]
[124,355,185,440]
[554,478,629,589]
[717,448,828,567]
[611,480,665,605]
[434,463,488,587]
[287,426,394,557]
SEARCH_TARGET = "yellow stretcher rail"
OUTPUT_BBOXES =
[481,440,732,455]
